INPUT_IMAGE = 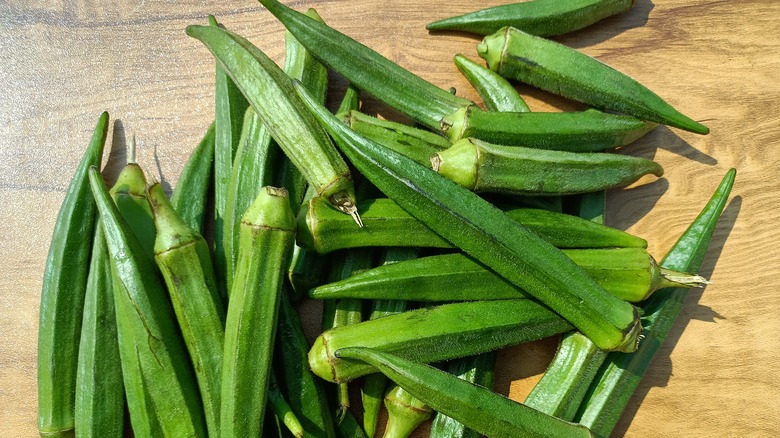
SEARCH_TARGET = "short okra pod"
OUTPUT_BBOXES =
[427,0,635,37]
[186,24,361,225]
[296,82,642,352]
[298,197,647,254]
[478,26,709,134]
[336,347,594,438]
[453,54,530,113]
[431,137,664,196]
[38,112,108,438]
[171,121,215,233]
[308,299,572,383]
[268,373,305,438]
[222,187,296,438]
[148,182,226,437]
[383,384,433,438]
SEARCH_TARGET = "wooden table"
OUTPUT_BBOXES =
[2,0,778,436]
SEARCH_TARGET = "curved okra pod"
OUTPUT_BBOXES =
[89,168,207,437]
[336,347,594,438]
[576,169,737,437]
[383,384,433,438]
[296,82,642,352]
[308,299,572,383]
[453,54,530,113]
[298,197,647,254]
[148,183,226,437]
[186,24,361,225]
[478,27,709,134]
[38,112,108,437]
[310,249,707,303]
[171,121,215,233]
[427,0,635,37]
[431,137,664,196]
[222,187,296,438]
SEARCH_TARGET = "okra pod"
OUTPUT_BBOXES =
[170,121,215,233]
[576,169,736,437]
[38,112,108,437]
[89,168,206,437]
[149,182,226,437]
[297,82,641,352]
[478,26,709,134]
[108,142,155,259]
[453,54,530,113]
[431,137,663,196]
[308,299,572,383]
[222,186,296,438]
[383,384,433,438]
[336,347,594,438]
[427,0,635,37]
[186,24,361,225]
[298,197,647,254]
[268,373,305,438]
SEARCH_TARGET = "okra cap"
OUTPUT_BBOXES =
[242,186,296,232]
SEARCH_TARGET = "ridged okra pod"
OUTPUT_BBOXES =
[383,384,433,438]
[453,54,530,113]
[186,24,361,225]
[222,187,296,438]
[296,82,642,352]
[38,112,108,437]
[89,168,206,437]
[171,121,215,233]
[149,183,226,437]
[298,197,647,254]
[308,300,572,383]
[268,373,305,438]
[337,348,594,438]
[108,145,155,259]
[576,169,736,437]
[431,137,664,196]
[478,26,709,134]
[427,0,635,36]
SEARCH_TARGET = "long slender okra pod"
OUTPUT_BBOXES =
[427,0,635,36]
[38,112,108,438]
[186,24,361,225]
[453,54,530,113]
[479,26,709,134]
[383,384,433,438]
[268,372,305,438]
[308,299,572,383]
[431,137,663,196]
[171,121,215,233]
[337,348,594,438]
[297,83,641,352]
[576,169,736,437]
[148,182,226,437]
[222,187,296,438]
[89,168,206,437]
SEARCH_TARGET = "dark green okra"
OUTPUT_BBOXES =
[576,169,736,437]
[298,197,647,254]
[149,183,226,438]
[171,121,215,233]
[431,137,663,196]
[453,54,530,113]
[383,384,433,438]
[427,0,635,36]
[297,82,641,352]
[308,299,572,383]
[38,112,108,438]
[222,187,297,438]
[479,26,709,134]
[336,348,594,438]
[89,168,206,437]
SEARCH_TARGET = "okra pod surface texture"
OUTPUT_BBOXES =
[170,121,215,233]
[453,54,531,113]
[38,112,108,438]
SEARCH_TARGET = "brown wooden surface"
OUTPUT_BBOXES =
[1,0,778,436]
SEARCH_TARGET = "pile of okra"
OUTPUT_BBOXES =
[38,0,737,437]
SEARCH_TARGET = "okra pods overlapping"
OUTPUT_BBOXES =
[170,122,215,233]
[453,54,530,113]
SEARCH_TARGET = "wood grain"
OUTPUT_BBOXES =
[2,0,778,436]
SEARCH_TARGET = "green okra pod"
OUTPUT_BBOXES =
[89,168,206,437]
[383,384,433,438]
[222,186,296,438]
[38,112,108,438]
[108,143,155,259]
[308,299,572,383]
[298,197,647,254]
[297,82,641,352]
[171,121,215,233]
[576,169,737,437]
[478,26,709,134]
[335,84,361,118]
[427,0,635,36]
[186,23,361,225]
[431,137,664,196]
[149,182,226,437]
[336,348,594,438]
[268,373,305,438]
[453,54,530,113]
